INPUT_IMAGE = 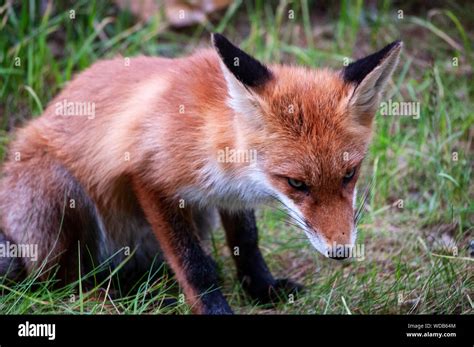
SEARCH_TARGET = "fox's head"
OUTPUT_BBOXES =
[212,34,402,259]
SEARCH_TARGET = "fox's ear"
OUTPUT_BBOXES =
[212,33,272,121]
[212,33,272,88]
[344,40,402,126]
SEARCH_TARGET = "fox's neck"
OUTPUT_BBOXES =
[160,52,271,209]
[171,95,269,210]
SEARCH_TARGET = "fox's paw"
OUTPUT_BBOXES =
[271,278,304,301]
[248,278,304,304]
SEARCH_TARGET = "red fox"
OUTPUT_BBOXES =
[0,34,401,314]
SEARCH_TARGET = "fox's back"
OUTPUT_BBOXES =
[6,51,229,200]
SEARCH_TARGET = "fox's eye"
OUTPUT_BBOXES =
[343,168,356,184]
[288,178,308,191]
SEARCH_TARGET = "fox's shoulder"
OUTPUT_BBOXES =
[53,48,222,104]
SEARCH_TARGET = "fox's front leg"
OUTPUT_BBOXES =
[133,181,232,314]
[220,209,303,303]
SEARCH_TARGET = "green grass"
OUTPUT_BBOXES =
[0,0,472,314]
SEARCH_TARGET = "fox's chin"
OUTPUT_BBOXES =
[305,229,358,258]
[304,230,330,257]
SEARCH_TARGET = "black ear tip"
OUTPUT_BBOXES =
[383,40,403,54]
[211,33,229,50]
[393,39,403,47]
[211,33,272,88]
[343,39,403,85]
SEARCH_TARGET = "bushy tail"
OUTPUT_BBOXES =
[0,229,25,282]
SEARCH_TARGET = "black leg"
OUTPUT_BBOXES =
[168,212,233,314]
[133,182,232,314]
[220,209,303,303]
